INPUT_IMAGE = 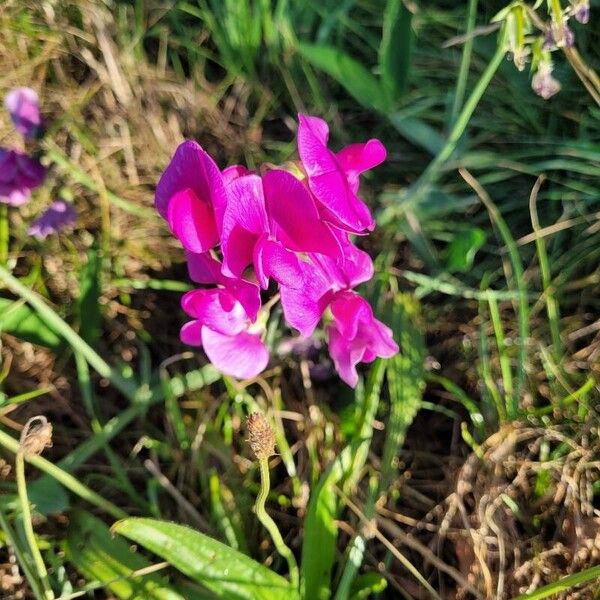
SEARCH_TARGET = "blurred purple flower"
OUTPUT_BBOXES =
[4,88,42,139]
[544,22,575,49]
[0,148,46,206]
[28,200,76,239]
[532,63,562,99]
[573,1,590,24]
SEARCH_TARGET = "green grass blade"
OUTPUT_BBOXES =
[112,518,298,600]
[301,360,386,600]
[379,0,412,102]
[512,565,600,599]
[63,510,185,600]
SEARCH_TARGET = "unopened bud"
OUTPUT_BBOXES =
[532,62,562,99]
[246,413,276,460]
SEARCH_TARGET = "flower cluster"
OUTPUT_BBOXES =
[1,87,76,236]
[497,0,591,100]
[156,114,398,387]
[1,88,46,206]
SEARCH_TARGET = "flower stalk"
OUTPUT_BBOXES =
[16,417,55,600]
[246,413,299,589]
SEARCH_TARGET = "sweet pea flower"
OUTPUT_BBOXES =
[260,231,373,337]
[297,114,386,233]
[186,250,260,321]
[28,200,76,239]
[221,169,340,284]
[155,141,228,254]
[180,287,268,379]
[0,148,46,206]
[5,88,42,139]
[327,291,398,387]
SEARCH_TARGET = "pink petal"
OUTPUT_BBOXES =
[262,169,340,256]
[336,139,387,190]
[221,224,258,278]
[254,238,304,290]
[155,141,227,231]
[222,164,251,184]
[181,289,248,335]
[180,320,203,346]
[224,174,268,234]
[167,188,219,253]
[186,251,223,285]
[201,328,269,379]
[297,114,374,233]
[327,325,365,388]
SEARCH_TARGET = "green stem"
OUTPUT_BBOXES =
[16,451,55,599]
[380,26,508,224]
[255,457,299,590]
[0,204,9,265]
[0,265,138,399]
[450,0,479,124]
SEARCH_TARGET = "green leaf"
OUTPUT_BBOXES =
[297,43,388,112]
[28,477,69,515]
[379,0,413,101]
[0,298,62,349]
[349,573,387,599]
[63,510,190,599]
[387,114,445,155]
[112,518,296,600]
[78,245,102,345]
[446,228,487,272]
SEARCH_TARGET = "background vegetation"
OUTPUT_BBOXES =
[0,0,598,598]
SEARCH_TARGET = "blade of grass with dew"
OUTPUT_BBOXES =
[334,295,425,600]
[301,359,386,600]
[112,518,299,600]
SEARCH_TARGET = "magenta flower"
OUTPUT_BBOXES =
[297,114,386,233]
[5,88,42,139]
[260,231,373,337]
[155,141,228,254]
[220,169,339,285]
[180,288,268,379]
[156,114,398,386]
[186,251,260,321]
[327,291,398,387]
[0,148,46,206]
[28,200,76,239]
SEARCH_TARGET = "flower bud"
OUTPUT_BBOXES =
[532,62,562,99]
[246,412,276,460]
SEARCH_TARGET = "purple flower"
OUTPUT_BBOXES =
[532,63,562,99]
[327,291,398,387]
[180,287,268,379]
[573,1,589,24]
[4,88,42,139]
[220,169,340,285]
[155,141,228,254]
[0,148,46,206]
[28,200,76,239]
[297,114,386,233]
[544,22,575,49]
